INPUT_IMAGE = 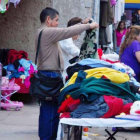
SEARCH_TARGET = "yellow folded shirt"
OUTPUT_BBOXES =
[68,67,129,85]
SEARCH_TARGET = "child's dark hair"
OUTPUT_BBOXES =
[67,17,82,27]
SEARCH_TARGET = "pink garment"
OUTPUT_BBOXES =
[18,67,25,72]
[24,76,31,88]
[110,0,116,6]
[21,65,37,89]
[28,64,37,75]
[116,29,127,47]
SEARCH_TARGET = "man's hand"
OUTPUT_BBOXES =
[89,21,99,29]
[82,18,91,24]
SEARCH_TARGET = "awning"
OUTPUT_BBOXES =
[125,0,140,3]
[125,0,140,9]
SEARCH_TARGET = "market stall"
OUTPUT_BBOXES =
[55,1,140,138]
[57,55,140,140]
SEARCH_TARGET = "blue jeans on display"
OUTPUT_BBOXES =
[38,71,62,140]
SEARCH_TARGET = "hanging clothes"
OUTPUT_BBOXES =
[0,0,21,13]
[100,0,114,28]
[110,0,117,6]
[0,0,8,13]
[99,0,114,46]
[79,29,98,60]
[99,27,108,45]
[114,0,125,23]
[9,0,21,7]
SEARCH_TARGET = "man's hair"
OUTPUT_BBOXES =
[40,7,59,23]
[67,17,82,27]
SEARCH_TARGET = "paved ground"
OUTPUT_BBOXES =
[0,102,39,140]
[1,101,140,140]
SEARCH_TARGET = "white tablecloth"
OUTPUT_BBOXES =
[57,118,140,140]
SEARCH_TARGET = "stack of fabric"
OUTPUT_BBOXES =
[58,58,140,119]
[1,49,37,94]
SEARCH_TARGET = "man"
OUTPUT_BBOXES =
[36,7,98,140]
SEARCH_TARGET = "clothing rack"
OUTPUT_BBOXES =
[92,0,100,47]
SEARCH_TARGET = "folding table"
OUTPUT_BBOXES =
[57,118,140,140]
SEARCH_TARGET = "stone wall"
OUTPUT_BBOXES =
[0,0,93,61]
[53,0,93,26]
[53,0,93,47]
[0,0,52,61]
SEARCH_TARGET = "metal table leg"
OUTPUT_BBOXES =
[105,129,118,140]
